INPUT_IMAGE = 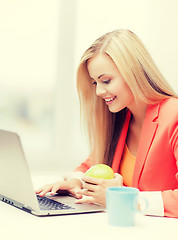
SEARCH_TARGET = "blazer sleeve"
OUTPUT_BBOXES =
[162,189,178,217]
[162,122,178,218]
[74,158,92,173]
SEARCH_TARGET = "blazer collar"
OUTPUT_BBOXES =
[111,102,161,185]
[132,103,160,187]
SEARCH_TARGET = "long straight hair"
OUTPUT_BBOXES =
[76,29,177,166]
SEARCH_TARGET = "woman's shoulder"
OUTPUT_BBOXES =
[158,97,178,122]
[160,97,178,111]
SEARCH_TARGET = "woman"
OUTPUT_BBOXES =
[37,29,178,218]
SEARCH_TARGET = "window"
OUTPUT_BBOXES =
[0,0,87,172]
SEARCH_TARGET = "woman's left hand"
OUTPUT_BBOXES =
[75,173,123,206]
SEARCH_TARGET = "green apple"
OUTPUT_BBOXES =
[84,164,114,179]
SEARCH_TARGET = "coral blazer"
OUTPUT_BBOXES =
[75,98,178,218]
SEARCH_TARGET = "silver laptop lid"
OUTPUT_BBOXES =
[0,129,39,211]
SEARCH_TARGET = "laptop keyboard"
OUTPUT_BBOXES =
[37,195,74,211]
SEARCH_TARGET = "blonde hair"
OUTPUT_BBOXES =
[76,29,176,166]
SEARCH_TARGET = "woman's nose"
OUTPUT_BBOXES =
[96,83,106,96]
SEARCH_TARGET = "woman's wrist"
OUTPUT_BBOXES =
[65,171,84,186]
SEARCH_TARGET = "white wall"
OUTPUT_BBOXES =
[0,0,60,90]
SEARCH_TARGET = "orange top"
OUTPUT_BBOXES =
[119,144,136,187]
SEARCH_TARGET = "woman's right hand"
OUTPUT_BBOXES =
[36,178,83,199]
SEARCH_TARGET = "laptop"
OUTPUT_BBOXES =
[0,129,105,216]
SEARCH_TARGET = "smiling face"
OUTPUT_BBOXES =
[87,53,135,113]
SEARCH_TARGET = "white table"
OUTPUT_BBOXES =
[1,173,177,240]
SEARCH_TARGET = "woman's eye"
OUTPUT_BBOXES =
[103,79,111,84]
[92,81,97,85]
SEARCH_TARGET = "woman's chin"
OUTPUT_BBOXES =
[108,105,121,113]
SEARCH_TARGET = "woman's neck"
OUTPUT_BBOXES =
[128,99,147,126]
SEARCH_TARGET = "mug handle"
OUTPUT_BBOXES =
[134,196,148,214]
